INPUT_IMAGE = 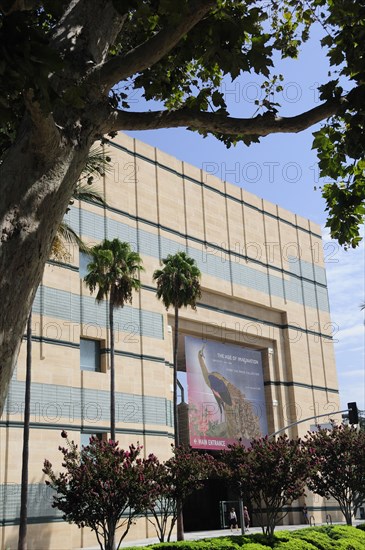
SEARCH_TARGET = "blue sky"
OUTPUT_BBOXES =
[125,23,365,414]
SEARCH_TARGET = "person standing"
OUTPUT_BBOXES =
[243,506,250,530]
[302,504,309,524]
[228,507,238,532]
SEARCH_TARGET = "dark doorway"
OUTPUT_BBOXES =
[183,478,237,531]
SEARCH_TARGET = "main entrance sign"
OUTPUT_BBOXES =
[185,336,268,450]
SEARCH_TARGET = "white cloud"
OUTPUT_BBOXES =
[335,325,365,347]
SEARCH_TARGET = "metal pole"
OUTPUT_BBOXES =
[268,408,349,438]
[239,498,245,535]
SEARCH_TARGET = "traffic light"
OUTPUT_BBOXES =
[347,402,359,425]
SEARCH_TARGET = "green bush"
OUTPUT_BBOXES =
[333,540,365,550]
[270,532,291,543]
[202,538,241,550]
[148,538,242,550]
[280,526,365,550]
[247,533,275,546]
[321,525,365,543]
[288,528,336,549]
[122,526,365,550]
[274,540,318,549]
[241,544,272,550]
[356,523,365,531]
[318,525,365,550]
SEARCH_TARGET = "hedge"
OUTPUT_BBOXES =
[122,526,365,550]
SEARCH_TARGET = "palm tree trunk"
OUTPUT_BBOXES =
[173,305,179,446]
[18,311,32,550]
[109,299,116,442]
[173,305,184,541]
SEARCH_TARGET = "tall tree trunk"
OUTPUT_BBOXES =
[109,298,116,442]
[173,305,179,447]
[173,305,184,541]
[18,311,32,550]
[0,122,92,416]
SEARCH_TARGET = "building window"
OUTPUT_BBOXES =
[80,338,101,372]
[79,251,90,278]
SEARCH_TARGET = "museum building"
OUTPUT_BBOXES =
[0,133,342,549]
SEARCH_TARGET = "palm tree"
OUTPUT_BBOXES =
[18,151,108,550]
[153,252,201,541]
[84,239,144,441]
[153,252,201,445]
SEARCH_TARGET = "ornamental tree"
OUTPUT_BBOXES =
[304,423,365,526]
[221,435,309,537]
[145,446,214,542]
[1,0,365,416]
[43,433,157,550]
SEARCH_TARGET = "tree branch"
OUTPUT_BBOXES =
[23,90,61,161]
[93,0,216,93]
[51,0,126,78]
[104,97,344,137]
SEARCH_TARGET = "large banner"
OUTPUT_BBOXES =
[185,336,267,450]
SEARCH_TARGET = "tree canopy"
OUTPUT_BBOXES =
[0,0,364,415]
[305,423,365,526]
[220,435,309,537]
[144,446,214,542]
[84,239,143,308]
[43,434,157,550]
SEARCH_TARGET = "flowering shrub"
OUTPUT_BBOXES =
[304,424,365,525]
[219,435,309,537]
[145,446,215,542]
[43,432,158,550]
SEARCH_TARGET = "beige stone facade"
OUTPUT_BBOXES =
[1,133,341,549]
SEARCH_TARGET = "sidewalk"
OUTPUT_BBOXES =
[81,522,356,549]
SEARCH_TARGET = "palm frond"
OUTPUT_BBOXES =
[153,251,201,310]
[51,233,71,262]
[54,146,110,260]
[56,222,90,254]
[84,239,144,308]
[82,145,112,178]
[73,183,106,205]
